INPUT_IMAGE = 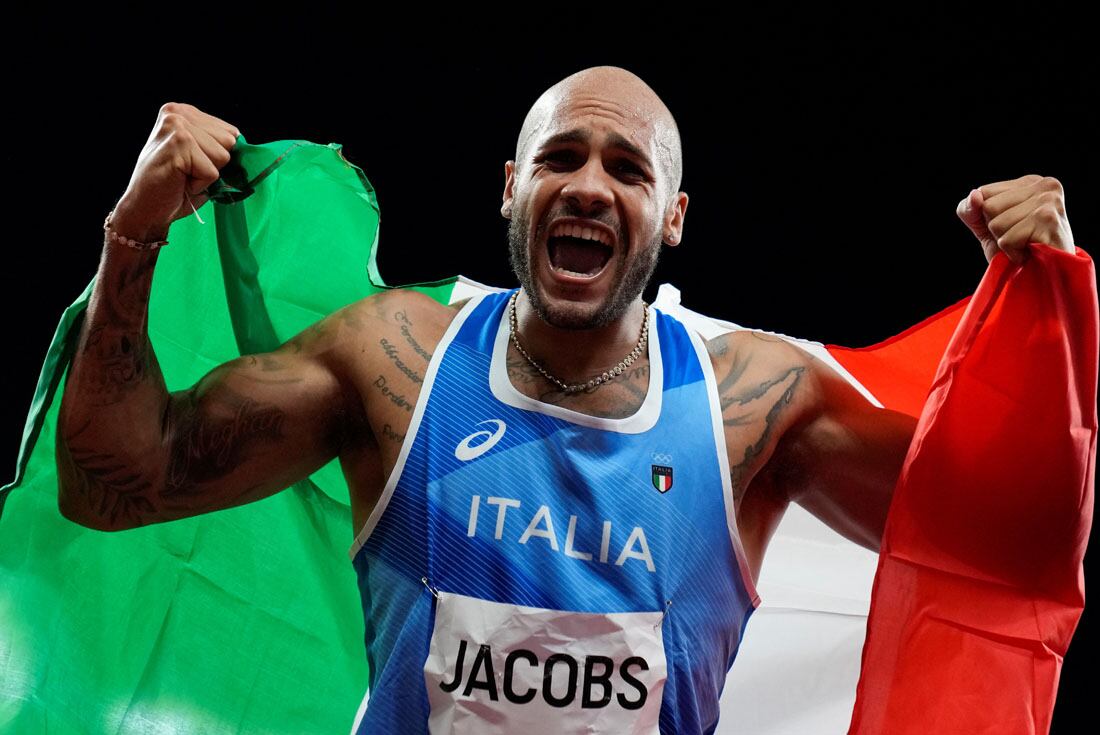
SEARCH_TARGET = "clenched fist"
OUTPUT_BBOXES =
[956,175,1075,266]
[110,103,241,244]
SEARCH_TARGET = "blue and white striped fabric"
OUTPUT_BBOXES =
[348,287,759,734]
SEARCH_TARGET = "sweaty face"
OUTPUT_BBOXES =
[506,95,669,330]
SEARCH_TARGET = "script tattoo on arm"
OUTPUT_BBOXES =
[379,338,424,384]
[395,309,433,361]
[371,375,414,412]
[376,308,434,387]
[162,380,287,507]
[381,423,406,444]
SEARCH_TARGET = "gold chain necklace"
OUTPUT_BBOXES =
[508,290,649,394]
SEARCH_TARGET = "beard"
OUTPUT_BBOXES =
[507,206,662,330]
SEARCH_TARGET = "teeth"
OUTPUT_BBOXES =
[554,266,598,278]
[549,222,612,247]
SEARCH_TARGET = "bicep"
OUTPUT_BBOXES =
[146,310,365,527]
[776,361,918,552]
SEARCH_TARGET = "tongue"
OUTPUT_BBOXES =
[551,237,610,275]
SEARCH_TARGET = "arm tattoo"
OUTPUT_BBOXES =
[393,309,434,361]
[399,325,432,361]
[715,347,806,502]
[235,355,307,385]
[381,423,406,443]
[77,255,160,407]
[162,381,286,505]
[80,326,155,406]
[97,252,156,328]
[287,320,329,354]
[372,375,414,412]
[379,338,424,384]
[727,367,804,496]
[56,415,158,529]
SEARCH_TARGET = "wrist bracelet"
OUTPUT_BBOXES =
[103,209,170,251]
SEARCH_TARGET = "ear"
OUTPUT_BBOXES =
[502,160,516,220]
[663,191,689,246]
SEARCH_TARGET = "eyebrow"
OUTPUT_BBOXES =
[537,128,655,172]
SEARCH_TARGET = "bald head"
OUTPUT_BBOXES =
[514,66,683,206]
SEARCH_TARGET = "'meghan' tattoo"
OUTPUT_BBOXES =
[164,388,286,499]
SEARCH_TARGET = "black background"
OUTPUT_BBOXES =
[3,14,1095,734]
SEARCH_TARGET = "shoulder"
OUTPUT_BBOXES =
[305,288,466,374]
[702,328,829,489]
[346,288,474,339]
[704,329,819,390]
[707,330,872,418]
[361,287,464,322]
[705,328,825,417]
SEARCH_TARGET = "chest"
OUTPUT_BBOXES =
[340,299,784,585]
[359,357,750,612]
[350,319,764,733]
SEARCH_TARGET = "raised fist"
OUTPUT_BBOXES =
[111,102,241,243]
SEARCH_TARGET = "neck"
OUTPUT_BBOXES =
[512,288,648,382]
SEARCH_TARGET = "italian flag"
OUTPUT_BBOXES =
[0,137,1094,734]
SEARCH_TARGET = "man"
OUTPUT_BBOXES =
[55,66,1078,733]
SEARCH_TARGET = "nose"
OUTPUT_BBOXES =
[560,156,614,214]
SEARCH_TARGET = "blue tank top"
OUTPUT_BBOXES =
[347,288,760,734]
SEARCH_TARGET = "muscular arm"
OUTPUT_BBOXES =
[709,329,917,572]
[760,342,918,553]
[55,239,370,532]
[778,360,924,550]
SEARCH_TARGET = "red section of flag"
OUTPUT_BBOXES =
[827,297,970,419]
[847,243,1097,734]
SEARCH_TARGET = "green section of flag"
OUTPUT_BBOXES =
[0,135,457,734]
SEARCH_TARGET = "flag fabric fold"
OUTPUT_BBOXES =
[847,240,1097,735]
[0,136,1093,734]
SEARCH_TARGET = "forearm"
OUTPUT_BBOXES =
[56,216,171,530]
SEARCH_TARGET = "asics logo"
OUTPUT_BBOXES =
[455,420,507,461]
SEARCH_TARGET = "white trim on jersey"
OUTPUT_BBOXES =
[348,294,487,559]
[685,326,763,609]
[348,685,370,735]
[487,297,664,434]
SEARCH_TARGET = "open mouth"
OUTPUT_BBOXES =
[547,235,614,279]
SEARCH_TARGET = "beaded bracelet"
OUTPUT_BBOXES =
[102,192,207,251]
[103,209,170,251]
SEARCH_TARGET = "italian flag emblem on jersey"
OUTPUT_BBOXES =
[651,465,673,493]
